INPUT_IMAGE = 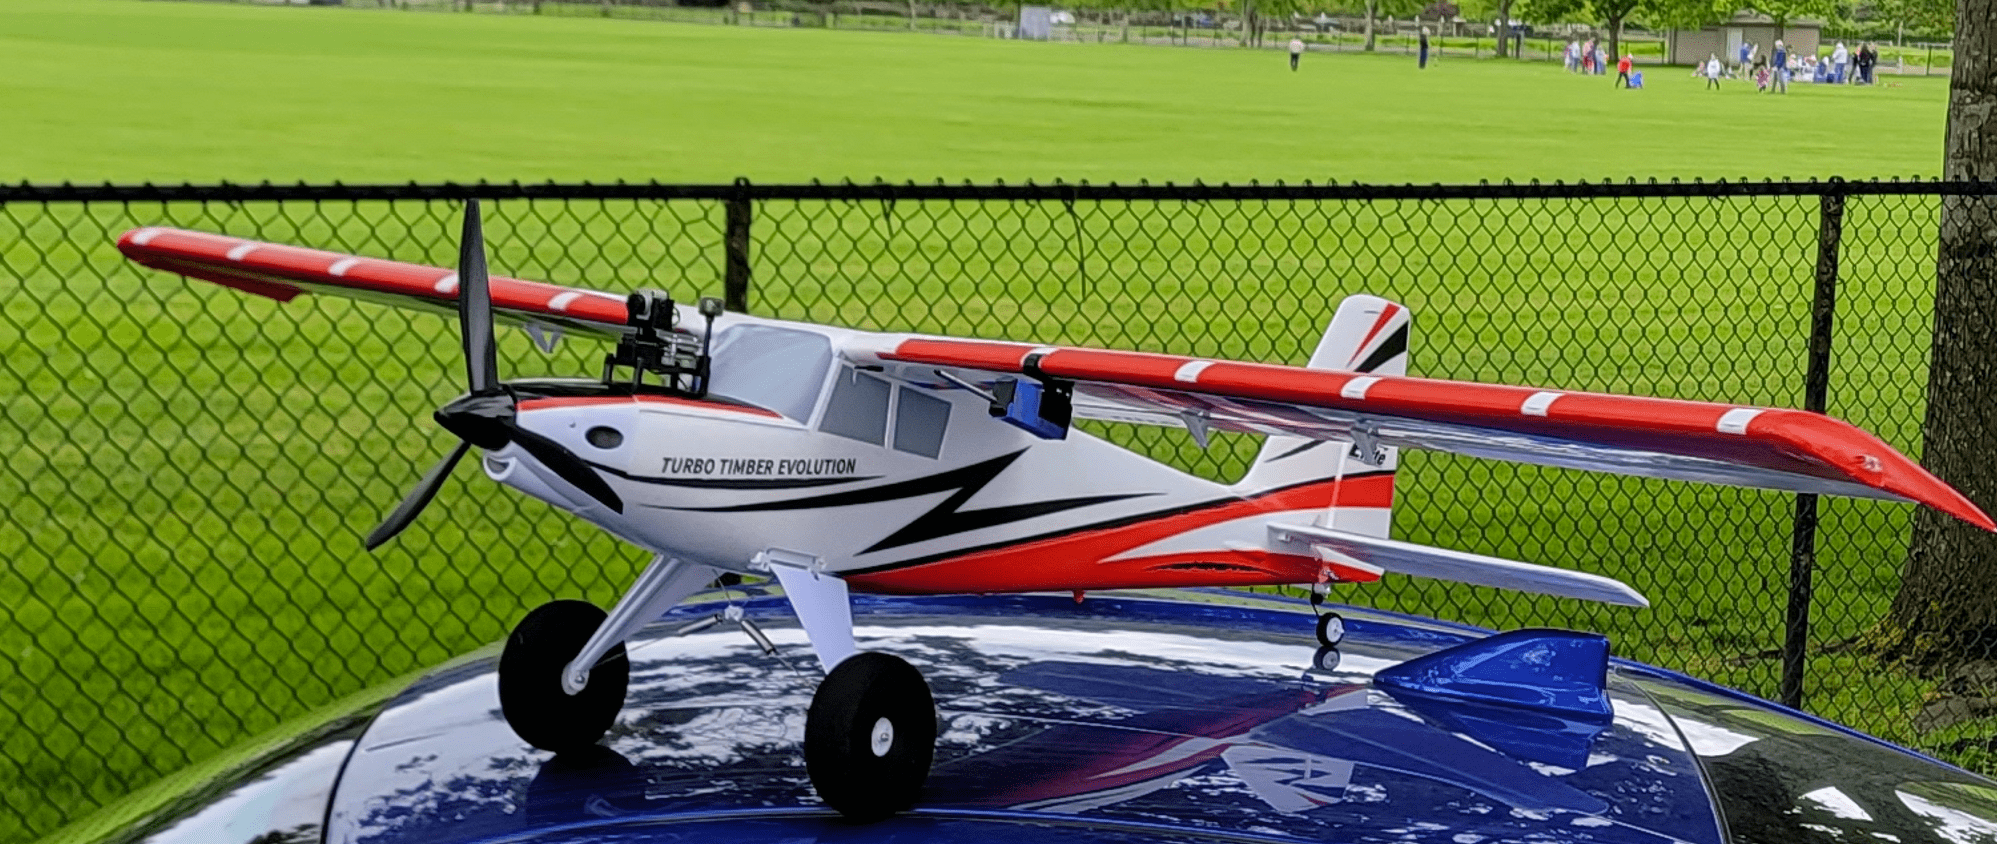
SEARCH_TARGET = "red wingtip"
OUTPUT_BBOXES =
[1944,494,1997,533]
[1875,456,1997,532]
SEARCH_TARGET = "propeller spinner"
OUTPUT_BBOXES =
[364,200,624,551]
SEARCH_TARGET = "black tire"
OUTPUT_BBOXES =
[805,652,937,821]
[499,599,629,754]
[1315,611,1346,648]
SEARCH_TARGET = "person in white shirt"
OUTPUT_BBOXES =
[1290,36,1305,71]
[1832,42,1850,83]
[1705,54,1723,89]
[1566,39,1581,72]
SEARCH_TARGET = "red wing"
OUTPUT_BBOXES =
[117,227,633,339]
[868,337,1994,531]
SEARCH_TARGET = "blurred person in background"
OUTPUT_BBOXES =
[1771,40,1788,93]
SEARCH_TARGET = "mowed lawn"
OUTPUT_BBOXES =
[0,2,1973,841]
[0,0,1953,184]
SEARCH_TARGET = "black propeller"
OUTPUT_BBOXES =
[365,200,624,552]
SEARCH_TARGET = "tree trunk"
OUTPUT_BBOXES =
[1607,13,1621,66]
[1364,0,1377,51]
[1494,0,1513,57]
[1891,0,1997,665]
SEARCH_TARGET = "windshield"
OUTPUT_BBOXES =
[704,325,833,422]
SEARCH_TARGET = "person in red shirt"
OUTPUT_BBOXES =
[1615,54,1634,88]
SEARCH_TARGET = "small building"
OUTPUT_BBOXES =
[1665,13,1821,66]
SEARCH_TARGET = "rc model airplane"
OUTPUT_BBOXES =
[118,202,1995,821]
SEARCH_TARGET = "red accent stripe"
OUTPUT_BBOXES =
[519,394,783,418]
[846,475,1393,594]
[1347,302,1402,368]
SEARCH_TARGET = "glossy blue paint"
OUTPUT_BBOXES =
[325,592,1724,844]
[81,589,1997,844]
[1374,628,1614,721]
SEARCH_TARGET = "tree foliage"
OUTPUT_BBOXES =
[1863,0,1953,38]
[1734,0,1840,32]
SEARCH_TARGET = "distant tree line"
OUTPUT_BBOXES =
[963,0,1952,61]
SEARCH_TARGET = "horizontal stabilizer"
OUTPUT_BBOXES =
[1267,522,1648,607]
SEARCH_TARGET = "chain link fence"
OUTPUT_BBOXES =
[1,179,1991,841]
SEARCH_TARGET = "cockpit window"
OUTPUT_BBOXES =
[821,367,891,445]
[893,386,950,458]
[705,326,833,421]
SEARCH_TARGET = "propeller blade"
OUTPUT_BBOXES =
[365,440,473,551]
[509,425,625,513]
[459,199,499,395]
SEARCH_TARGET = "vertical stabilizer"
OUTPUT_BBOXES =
[1231,294,1409,538]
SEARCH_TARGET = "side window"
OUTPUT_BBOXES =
[821,368,890,445]
[893,386,950,458]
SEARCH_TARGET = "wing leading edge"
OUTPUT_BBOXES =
[117,227,635,340]
[851,336,1994,532]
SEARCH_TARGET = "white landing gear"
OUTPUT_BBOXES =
[499,555,719,754]
[768,555,937,821]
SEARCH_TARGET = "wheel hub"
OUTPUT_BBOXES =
[870,717,895,757]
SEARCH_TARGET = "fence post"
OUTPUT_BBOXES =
[1781,186,1844,710]
[725,178,753,314]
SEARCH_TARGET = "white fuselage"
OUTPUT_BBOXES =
[477,316,1380,595]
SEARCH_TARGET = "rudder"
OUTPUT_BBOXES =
[1230,294,1408,538]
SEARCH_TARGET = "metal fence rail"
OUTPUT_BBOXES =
[2,178,1992,841]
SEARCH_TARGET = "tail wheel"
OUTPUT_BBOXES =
[499,599,629,754]
[805,652,937,821]
[1315,611,1346,648]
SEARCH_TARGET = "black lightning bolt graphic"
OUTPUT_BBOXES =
[649,449,1154,554]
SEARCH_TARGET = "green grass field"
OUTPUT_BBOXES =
[0,2,1979,841]
[1,0,1955,184]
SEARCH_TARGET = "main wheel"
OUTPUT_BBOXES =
[804,652,937,821]
[499,599,629,754]
[1315,611,1346,647]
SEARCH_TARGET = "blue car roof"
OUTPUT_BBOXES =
[329,590,1745,844]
